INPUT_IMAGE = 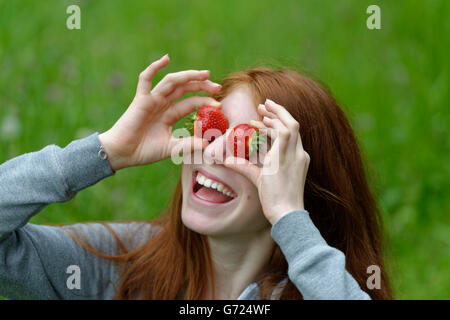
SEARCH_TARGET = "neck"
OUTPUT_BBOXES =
[206,227,275,299]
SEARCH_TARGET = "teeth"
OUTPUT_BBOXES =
[204,179,212,188]
[195,172,235,198]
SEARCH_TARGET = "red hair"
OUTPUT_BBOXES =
[65,67,393,299]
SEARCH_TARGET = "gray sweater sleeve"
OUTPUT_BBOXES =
[0,133,151,300]
[270,210,371,300]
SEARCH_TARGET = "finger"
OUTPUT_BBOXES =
[262,117,289,151]
[168,136,210,164]
[249,120,278,141]
[162,96,221,126]
[296,132,304,150]
[153,69,211,97]
[171,136,210,153]
[265,99,301,148]
[136,54,170,95]
[265,99,300,133]
[224,156,260,186]
[248,120,265,128]
[247,120,278,164]
[166,79,222,102]
[257,104,276,119]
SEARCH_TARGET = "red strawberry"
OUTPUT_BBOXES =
[187,106,229,142]
[227,124,266,160]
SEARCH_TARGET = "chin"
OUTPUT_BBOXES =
[181,208,223,236]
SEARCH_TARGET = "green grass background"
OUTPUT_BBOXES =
[0,0,449,299]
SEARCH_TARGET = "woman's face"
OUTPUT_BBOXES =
[181,87,270,237]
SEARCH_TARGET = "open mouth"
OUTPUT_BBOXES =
[192,170,237,204]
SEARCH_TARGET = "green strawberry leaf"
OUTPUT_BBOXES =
[185,110,198,136]
[248,129,267,155]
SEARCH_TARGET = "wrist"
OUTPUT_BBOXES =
[98,131,128,171]
[267,205,305,225]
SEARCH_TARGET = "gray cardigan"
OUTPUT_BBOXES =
[0,133,371,300]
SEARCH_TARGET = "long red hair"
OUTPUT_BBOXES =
[65,67,393,299]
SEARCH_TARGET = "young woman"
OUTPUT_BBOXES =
[0,54,392,300]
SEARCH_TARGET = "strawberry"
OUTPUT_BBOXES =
[186,106,229,142]
[227,124,266,160]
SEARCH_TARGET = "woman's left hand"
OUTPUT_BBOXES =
[224,99,310,225]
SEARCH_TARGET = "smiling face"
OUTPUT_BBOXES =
[181,86,270,237]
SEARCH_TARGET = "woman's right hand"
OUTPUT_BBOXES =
[98,54,222,171]
[224,99,310,226]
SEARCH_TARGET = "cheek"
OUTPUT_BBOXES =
[181,165,191,194]
[240,178,259,202]
[243,187,259,207]
[236,179,265,222]
[236,197,269,232]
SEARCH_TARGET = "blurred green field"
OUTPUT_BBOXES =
[0,0,449,299]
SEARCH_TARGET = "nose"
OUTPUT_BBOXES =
[203,130,229,164]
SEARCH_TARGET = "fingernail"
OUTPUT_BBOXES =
[201,70,210,73]
[266,98,274,104]
[162,53,169,59]
[210,100,222,107]
[258,104,265,108]
[207,80,221,87]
